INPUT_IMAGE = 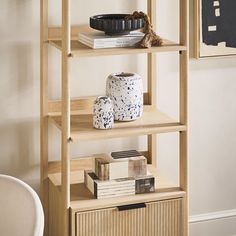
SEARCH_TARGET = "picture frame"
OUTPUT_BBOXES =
[194,0,236,58]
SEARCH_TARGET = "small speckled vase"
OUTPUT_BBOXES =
[106,72,143,121]
[93,96,114,129]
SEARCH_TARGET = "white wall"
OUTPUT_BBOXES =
[1,0,236,235]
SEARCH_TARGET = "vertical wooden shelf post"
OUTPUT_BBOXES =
[40,0,49,235]
[180,0,189,235]
[147,0,157,167]
[61,0,71,235]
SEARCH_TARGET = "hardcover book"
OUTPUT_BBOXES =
[84,170,135,199]
[84,170,155,198]
[78,31,144,49]
[111,150,142,159]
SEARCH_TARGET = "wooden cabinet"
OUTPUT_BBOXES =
[75,198,183,236]
[40,0,188,235]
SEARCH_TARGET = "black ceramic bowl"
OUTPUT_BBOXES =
[90,14,145,35]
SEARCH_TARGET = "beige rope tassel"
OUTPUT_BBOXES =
[125,11,163,48]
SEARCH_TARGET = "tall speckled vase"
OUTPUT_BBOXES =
[106,72,143,121]
[93,96,114,129]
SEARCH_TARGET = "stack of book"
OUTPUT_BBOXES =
[78,31,144,49]
[84,150,155,199]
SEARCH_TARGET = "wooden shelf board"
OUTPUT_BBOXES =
[49,39,187,57]
[49,106,186,141]
[48,162,185,212]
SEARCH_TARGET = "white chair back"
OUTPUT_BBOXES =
[0,175,44,236]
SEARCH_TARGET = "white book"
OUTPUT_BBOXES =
[96,191,135,199]
[79,37,141,49]
[84,170,135,199]
[79,34,143,44]
[79,31,144,42]
[79,38,140,49]
[97,188,135,195]
[78,31,144,49]
[96,182,134,190]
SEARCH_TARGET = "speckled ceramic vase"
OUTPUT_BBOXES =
[106,72,143,121]
[93,96,114,129]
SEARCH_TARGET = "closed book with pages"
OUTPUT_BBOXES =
[78,31,144,49]
[84,170,135,199]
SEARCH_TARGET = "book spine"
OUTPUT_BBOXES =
[79,38,142,49]
[96,183,135,190]
[95,178,135,187]
[78,34,143,43]
[97,190,135,199]
[111,150,142,159]
[97,187,135,195]
[94,180,135,199]
[96,38,141,48]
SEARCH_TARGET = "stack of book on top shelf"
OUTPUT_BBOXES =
[84,150,155,199]
[78,31,144,49]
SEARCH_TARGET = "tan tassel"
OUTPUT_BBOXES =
[125,11,163,48]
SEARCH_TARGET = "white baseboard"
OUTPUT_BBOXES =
[189,209,236,223]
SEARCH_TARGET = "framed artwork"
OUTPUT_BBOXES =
[194,0,236,58]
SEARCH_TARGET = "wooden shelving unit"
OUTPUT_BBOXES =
[40,0,188,236]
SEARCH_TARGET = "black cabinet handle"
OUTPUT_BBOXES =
[117,203,146,211]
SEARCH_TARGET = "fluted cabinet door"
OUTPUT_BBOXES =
[76,207,146,236]
[145,199,182,236]
[75,198,182,236]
